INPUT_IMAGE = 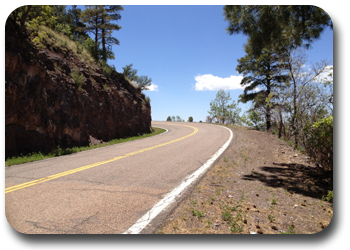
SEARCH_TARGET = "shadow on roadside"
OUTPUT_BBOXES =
[242,162,333,199]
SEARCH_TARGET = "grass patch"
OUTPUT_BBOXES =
[280,225,297,234]
[40,26,95,64]
[70,70,85,89]
[5,127,166,167]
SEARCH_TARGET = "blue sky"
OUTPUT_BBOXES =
[101,5,333,122]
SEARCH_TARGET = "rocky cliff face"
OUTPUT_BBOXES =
[5,33,151,159]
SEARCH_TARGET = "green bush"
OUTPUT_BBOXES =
[326,190,333,203]
[303,116,333,171]
[99,60,115,79]
[70,70,85,89]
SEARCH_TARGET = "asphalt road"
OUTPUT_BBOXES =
[5,122,232,234]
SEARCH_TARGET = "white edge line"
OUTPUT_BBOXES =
[123,125,233,234]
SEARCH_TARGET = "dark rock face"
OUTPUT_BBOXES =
[5,34,151,159]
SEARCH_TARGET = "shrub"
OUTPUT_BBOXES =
[303,116,333,171]
[326,190,333,203]
[70,70,85,89]
[98,60,115,79]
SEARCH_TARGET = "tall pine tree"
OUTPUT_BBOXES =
[80,5,123,61]
[68,5,88,40]
[224,5,332,56]
[236,39,289,130]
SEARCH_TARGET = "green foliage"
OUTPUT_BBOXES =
[55,23,72,37]
[76,43,83,54]
[80,5,123,62]
[188,116,193,122]
[24,6,57,48]
[268,214,275,223]
[122,64,152,91]
[226,100,241,125]
[240,110,264,130]
[167,116,172,121]
[30,29,48,49]
[281,225,296,234]
[6,128,166,166]
[236,38,289,131]
[137,75,152,91]
[68,5,89,39]
[208,89,232,123]
[191,209,204,219]
[70,70,85,89]
[99,60,115,79]
[303,116,333,171]
[122,63,138,81]
[271,193,278,205]
[326,190,333,203]
[223,5,332,57]
[222,211,233,222]
[82,37,100,59]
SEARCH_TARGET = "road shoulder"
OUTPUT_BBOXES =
[156,125,333,234]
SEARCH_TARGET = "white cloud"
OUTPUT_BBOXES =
[146,83,159,91]
[194,74,244,91]
[315,65,333,83]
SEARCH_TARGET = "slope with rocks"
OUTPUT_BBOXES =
[5,30,151,159]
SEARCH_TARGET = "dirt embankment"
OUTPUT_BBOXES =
[158,125,333,234]
[5,33,151,159]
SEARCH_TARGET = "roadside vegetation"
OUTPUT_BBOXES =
[158,124,333,234]
[205,5,333,179]
[158,6,333,234]
[5,127,166,167]
[6,5,153,92]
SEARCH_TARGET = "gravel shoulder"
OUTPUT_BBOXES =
[157,125,333,234]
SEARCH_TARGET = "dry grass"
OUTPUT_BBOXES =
[39,26,95,64]
[123,76,138,89]
[158,125,333,234]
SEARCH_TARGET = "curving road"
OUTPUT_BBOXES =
[5,122,232,234]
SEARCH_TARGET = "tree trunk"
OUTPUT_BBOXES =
[101,15,106,62]
[293,80,299,149]
[266,72,271,131]
[20,5,32,35]
[278,110,283,138]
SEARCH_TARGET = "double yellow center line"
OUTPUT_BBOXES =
[5,124,198,194]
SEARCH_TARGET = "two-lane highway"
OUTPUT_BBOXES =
[5,122,232,234]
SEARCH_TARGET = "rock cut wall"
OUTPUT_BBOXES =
[5,34,151,159]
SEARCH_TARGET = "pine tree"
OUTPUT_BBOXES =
[80,5,102,60]
[80,5,123,61]
[100,5,123,62]
[122,64,138,81]
[68,5,88,40]
[224,5,332,56]
[236,39,289,130]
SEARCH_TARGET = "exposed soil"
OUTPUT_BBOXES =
[157,125,333,234]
